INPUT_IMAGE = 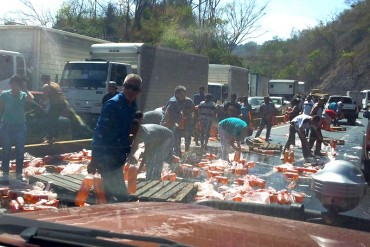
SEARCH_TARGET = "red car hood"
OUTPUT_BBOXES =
[3,202,370,246]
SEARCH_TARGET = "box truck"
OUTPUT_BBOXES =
[268,79,298,101]
[0,25,107,90]
[60,43,209,125]
[207,64,249,103]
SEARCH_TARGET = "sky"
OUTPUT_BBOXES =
[0,0,350,44]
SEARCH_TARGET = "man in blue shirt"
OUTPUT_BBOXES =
[89,74,142,203]
[193,86,206,106]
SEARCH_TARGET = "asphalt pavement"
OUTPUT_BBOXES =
[182,116,370,222]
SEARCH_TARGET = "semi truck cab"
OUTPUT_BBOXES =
[60,60,132,126]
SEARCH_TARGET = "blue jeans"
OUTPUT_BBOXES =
[1,123,26,176]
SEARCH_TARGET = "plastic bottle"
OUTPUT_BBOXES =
[75,174,93,207]
[288,145,295,164]
[234,150,241,162]
[123,163,129,182]
[283,149,289,163]
[331,139,337,150]
[178,113,186,130]
[127,164,138,194]
[289,151,295,164]
[93,170,107,204]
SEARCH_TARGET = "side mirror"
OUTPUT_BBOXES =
[363,111,370,119]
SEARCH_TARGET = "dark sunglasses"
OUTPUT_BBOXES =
[123,83,141,92]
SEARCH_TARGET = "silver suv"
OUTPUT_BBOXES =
[325,95,357,125]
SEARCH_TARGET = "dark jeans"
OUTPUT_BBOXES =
[173,123,192,156]
[1,123,26,176]
[200,119,213,146]
[90,154,129,203]
[255,118,272,139]
[308,127,322,155]
[284,124,311,158]
[47,102,65,139]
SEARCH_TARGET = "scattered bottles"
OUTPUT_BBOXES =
[75,174,93,207]
[127,164,138,194]
[93,170,106,204]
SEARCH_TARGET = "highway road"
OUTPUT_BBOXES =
[237,115,370,222]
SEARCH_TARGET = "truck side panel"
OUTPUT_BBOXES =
[140,45,209,112]
[228,66,249,97]
[0,26,107,90]
[269,80,298,100]
[249,73,270,96]
[208,64,230,85]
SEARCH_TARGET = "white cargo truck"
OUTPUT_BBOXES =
[362,89,370,110]
[248,73,270,97]
[268,79,298,101]
[207,64,249,103]
[0,25,107,90]
[0,50,26,90]
[60,43,209,125]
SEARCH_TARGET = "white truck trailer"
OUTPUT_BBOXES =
[207,64,249,103]
[248,73,270,97]
[0,25,107,90]
[268,79,299,101]
[60,43,209,124]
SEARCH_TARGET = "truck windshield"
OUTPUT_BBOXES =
[60,63,109,88]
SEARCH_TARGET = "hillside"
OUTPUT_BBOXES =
[238,0,370,96]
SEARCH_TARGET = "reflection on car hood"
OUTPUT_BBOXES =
[11,202,370,246]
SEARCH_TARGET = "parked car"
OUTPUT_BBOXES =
[361,111,370,182]
[248,96,284,118]
[248,96,265,118]
[270,96,289,115]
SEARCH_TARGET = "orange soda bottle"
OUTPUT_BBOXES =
[283,149,289,163]
[75,174,93,206]
[93,170,107,204]
[234,150,241,162]
[124,163,129,182]
[128,164,138,194]
[178,114,186,130]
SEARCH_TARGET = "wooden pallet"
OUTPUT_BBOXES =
[246,139,282,151]
[135,180,197,203]
[29,174,96,205]
[29,174,197,205]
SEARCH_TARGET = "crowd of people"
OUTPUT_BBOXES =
[0,73,343,199]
